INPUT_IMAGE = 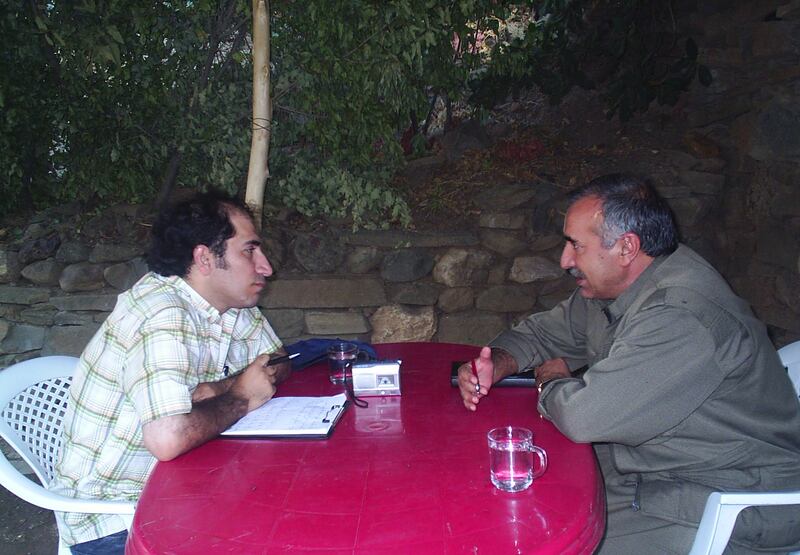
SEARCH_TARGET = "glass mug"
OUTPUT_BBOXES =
[487,426,548,492]
[326,342,359,384]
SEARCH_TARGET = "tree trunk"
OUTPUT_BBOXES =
[245,0,271,229]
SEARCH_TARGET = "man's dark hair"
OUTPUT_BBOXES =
[568,174,679,257]
[147,190,254,277]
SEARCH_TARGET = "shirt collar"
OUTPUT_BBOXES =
[601,254,668,324]
[157,273,227,323]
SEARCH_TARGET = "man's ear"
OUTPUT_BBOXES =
[192,245,214,276]
[619,232,642,266]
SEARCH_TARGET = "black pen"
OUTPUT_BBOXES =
[264,352,300,367]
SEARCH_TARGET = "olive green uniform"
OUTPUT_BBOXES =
[491,245,800,553]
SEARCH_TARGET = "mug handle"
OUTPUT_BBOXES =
[531,446,548,479]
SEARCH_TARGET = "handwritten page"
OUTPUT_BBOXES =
[221,393,348,438]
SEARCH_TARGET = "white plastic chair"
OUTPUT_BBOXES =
[688,341,800,555]
[0,356,135,555]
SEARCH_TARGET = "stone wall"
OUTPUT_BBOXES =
[0,163,775,367]
[684,0,800,345]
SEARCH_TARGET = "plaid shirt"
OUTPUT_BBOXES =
[51,272,282,546]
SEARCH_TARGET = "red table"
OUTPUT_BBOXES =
[126,343,605,554]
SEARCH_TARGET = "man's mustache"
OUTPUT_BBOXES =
[567,267,586,279]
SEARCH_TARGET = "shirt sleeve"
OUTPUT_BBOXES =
[490,290,590,372]
[122,308,196,425]
[538,303,738,445]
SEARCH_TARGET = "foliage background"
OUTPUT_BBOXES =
[0,0,707,228]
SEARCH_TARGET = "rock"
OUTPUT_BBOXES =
[667,197,712,228]
[0,320,8,342]
[346,246,383,274]
[655,149,699,170]
[693,158,726,173]
[369,305,436,343]
[262,308,305,338]
[752,21,800,58]
[19,306,57,326]
[104,257,148,290]
[438,288,473,313]
[55,241,92,264]
[432,249,493,287]
[755,225,799,269]
[487,261,509,285]
[474,183,538,210]
[680,171,726,196]
[476,285,536,313]
[509,256,564,283]
[261,235,285,270]
[0,323,45,354]
[17,232,61,265]
[683,131,722,158]
[49,294,118,312]
[399,155,444,184]
[260,278,386,308]
[380,249,435,282]
[749,97,800,161]
[21,258,64,286]
[59,262,107,292]
[0,248,21,283]
[478,211,526,230]
[89,243,144,263]
[479,229,527,257]
[54,312,96,326]
[529,234,564,252]
[435,312,507,346]
[344,229,478,248]
[387,282,441,305]
[292,234,346,273]
[439,119,491,161]
[0,286,50,305]
[305,311,369,335]
[42,324,100,356]
[22,222,51,242]
[776,273,800,312]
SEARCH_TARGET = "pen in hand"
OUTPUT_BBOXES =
[471,359,481,395]
[264,352,300,367]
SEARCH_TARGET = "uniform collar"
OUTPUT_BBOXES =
[600,253,668,324]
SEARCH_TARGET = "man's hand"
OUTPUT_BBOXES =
[264,350,292,385]
[230,353,276,412]
[458,346,494,411]
[535,358,570,392]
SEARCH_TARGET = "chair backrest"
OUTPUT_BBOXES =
[777,340,800,399]
[0,356,78,486]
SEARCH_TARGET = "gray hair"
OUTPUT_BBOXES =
[567,174,679,257]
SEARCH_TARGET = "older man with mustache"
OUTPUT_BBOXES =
[51,191,290,555]
[457,174,800,554]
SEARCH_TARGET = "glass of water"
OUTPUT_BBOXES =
[487,426,548,492]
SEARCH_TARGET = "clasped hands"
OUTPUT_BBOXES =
[191,351,290,410]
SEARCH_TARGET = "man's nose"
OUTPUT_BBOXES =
[560,243,574,270]
[255,250,273,277]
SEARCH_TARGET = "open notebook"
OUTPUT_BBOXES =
[222,393,348,439]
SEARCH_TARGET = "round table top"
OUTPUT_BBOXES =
[126,342,604,554]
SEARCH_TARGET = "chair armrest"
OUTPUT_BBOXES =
[0,455,135,515]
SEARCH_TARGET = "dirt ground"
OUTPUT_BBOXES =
[0,440,58,555]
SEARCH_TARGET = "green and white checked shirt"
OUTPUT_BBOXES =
[51,272,282,546]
